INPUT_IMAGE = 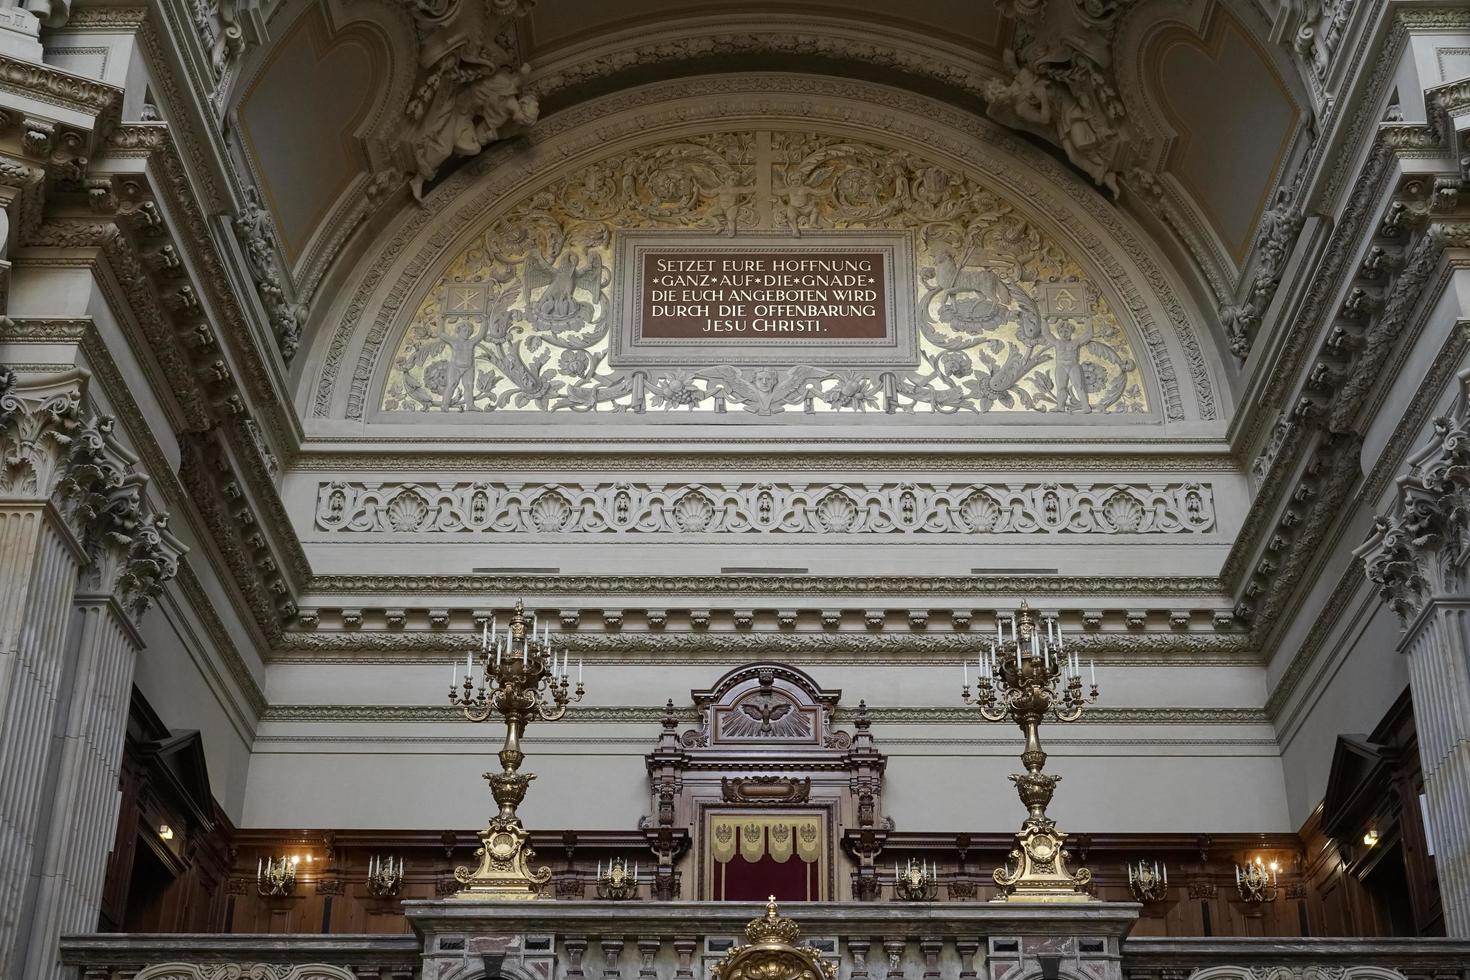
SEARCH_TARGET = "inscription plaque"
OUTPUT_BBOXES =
[640,250,888,340]
[611,231,916,368]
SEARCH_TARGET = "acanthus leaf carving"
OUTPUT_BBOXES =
[1357,383,1470,626]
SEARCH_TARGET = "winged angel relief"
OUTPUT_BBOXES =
[381,132,1148,416]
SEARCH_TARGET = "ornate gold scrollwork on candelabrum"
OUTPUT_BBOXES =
[962,601,1099,902]
[714,898,836,980]
[447,598,584,900]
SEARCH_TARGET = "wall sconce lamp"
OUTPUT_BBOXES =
[595,857,639,900]
[893,858,939,902]
[257,855,298,896]
[1363,828,1380,847]
[367,855,405,897]
[1235,856,1279,903]
[157,825,174,841]
[1126,859,1168,902]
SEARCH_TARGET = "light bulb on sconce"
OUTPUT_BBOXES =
[1363,829,1380,847]
[157,825,174,841]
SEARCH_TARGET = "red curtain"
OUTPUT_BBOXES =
[716,852,816,901]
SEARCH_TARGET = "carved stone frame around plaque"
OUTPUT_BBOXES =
[641,663,890,901]
[610,230,918,368]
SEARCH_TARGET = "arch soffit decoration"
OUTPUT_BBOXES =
[1114,0,1311,292]
[303,76,1228,426]
[225,0,417,286]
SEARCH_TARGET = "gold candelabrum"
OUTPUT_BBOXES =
[256,855,296,896]
[961,600,1099,902]
[1127,859,1169,902]
[447,598,583,900]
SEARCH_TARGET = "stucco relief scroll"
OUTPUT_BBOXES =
[314,479,1216,535]
[984,0,1132,198]
[399,0,538,200]
[379,132,1149,416]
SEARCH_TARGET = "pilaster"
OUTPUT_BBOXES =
[0,367,91,978]
[0,366,182,979]
[1357,372,1470,936]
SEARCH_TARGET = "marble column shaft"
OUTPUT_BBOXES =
[1402,601,1470,937]
[22,595,142,980]
[0,373,92,980]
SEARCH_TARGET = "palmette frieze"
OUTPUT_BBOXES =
[314,479,1216,535]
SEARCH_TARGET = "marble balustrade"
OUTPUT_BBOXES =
[58,901,1470,980]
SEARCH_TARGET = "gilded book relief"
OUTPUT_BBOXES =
[379,131,1149,416]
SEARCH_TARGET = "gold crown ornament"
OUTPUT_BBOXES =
[714,898,835,980]
[746,896,803,946]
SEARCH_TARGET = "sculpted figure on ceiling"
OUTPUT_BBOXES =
[401,0,539,200]
[984,0,1131,198]
[378,131,1149,418]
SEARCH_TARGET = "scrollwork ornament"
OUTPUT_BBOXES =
[381,131,1149,416]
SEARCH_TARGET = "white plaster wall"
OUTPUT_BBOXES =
[136,601,256,821]
[244,661,1286,830]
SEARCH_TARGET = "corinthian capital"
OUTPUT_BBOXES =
[0,366,87,501]
[1357,392,1470,625]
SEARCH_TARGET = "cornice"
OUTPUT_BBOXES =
[258,703,1268,725]
[268,628,1255,664]
[61,6,149,28]
[290,451,1242,474]
[303,572,1229,598]
[0,53,122,124]
[1264,319,1470,721]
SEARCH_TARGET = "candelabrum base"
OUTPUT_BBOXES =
[991,820,1095,904]
[452,819,553,901]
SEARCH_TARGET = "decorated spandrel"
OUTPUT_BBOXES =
[381,131,1148,416]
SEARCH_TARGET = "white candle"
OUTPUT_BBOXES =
[995,619,1002,644]
[466,650,472,672]
[1090,660,1096,686]
[963,661,968,687]
[578,659,583,683]
[523,638,528,664]
[482,623,488,649]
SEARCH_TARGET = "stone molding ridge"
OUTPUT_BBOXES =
[257,703,1268,725]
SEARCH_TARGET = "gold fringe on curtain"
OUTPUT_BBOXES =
[710,816,822,864]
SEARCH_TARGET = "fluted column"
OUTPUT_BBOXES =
[0,369,92,978]
[1403,602,1470,936]
[1358,377,1470,936]
[0,368,183,980]
[22,505,181,980]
